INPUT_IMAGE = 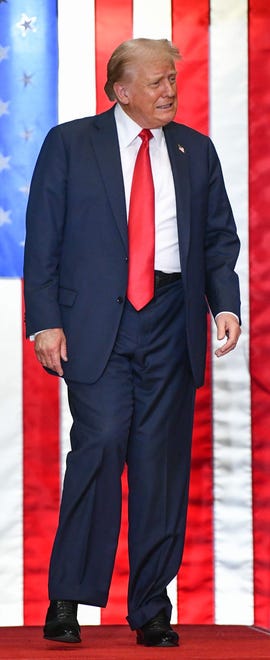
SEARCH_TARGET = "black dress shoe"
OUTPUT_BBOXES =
[43,600,81,643]
[136,609,179,647]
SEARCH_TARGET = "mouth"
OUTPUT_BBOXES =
[156,101,175,110]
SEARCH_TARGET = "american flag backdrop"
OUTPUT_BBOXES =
[0,0,269,630]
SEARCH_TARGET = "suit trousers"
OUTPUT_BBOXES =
[48,278,196,629]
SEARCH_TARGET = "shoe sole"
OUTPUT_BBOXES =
[44,633,81,643]
[137,637,179,647]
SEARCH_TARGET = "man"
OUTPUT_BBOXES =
[24,38,241,648]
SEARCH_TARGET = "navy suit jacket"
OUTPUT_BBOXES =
[24,106,240,387]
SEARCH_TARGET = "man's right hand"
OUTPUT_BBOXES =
[34,328,68,376]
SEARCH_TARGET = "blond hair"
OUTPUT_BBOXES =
[104,38,181,101]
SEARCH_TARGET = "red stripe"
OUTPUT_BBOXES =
[95,0,133,114]
[95,0,133,624]
[249,0,270,630]
[172,0,215,623]
[172,0,210,132]
[22,285,60,624]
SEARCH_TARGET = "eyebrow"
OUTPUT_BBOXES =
[146,71,177,83]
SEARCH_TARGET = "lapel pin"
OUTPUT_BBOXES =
[178,144,185,153]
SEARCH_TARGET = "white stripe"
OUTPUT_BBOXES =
[59,379,71,488]
[133,0,172,40]
[167,577,178,624]
[0,279,23,625]
[58,0,101,625]
[57,0,96,123]
[210,0,253,624]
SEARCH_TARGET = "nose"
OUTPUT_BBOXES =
[161,78,175,96]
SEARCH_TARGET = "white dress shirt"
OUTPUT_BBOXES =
[114,103,181,273]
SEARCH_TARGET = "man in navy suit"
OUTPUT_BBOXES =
[24,38,241,647]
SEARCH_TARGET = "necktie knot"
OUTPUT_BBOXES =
[139,128,153,143]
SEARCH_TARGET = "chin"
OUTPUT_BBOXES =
[156,112,176,126]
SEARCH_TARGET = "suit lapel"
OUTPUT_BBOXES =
[88,112,191,261]
[90,107,128,252]
[164,123,191,264]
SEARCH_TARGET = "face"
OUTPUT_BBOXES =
[113,56,178,128]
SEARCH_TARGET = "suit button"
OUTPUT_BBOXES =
[117,296,123,304]
[125,257,128,262]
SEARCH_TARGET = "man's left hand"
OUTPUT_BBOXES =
[215,312,241,357]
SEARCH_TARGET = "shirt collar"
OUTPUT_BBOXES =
[114,103,164,148]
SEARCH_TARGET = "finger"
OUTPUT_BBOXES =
[217,324,226,341]
[46,347,64,375]
[35,346,64,376]
[215,328,240,357]
[215,338,237,357]
[60,337,68,363]
[49,355,64,376]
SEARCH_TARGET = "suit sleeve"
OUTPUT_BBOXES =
[23,126,67,337]
[204,138,241,321]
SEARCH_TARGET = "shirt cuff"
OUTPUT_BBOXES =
[215,311,239,323]
[29,329,47,341]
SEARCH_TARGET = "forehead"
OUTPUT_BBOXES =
[126,54,177,81]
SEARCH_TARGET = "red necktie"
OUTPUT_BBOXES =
[127,129,155,310]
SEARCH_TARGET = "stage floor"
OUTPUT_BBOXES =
[0,625,269,659]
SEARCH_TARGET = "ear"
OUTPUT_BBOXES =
[113,81,130,105]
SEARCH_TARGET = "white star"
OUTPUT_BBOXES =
[0,44,9,62]
[0,207,11,227]
[0,153,10,172]
[0,99,9,117]
[16,13,37,37]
